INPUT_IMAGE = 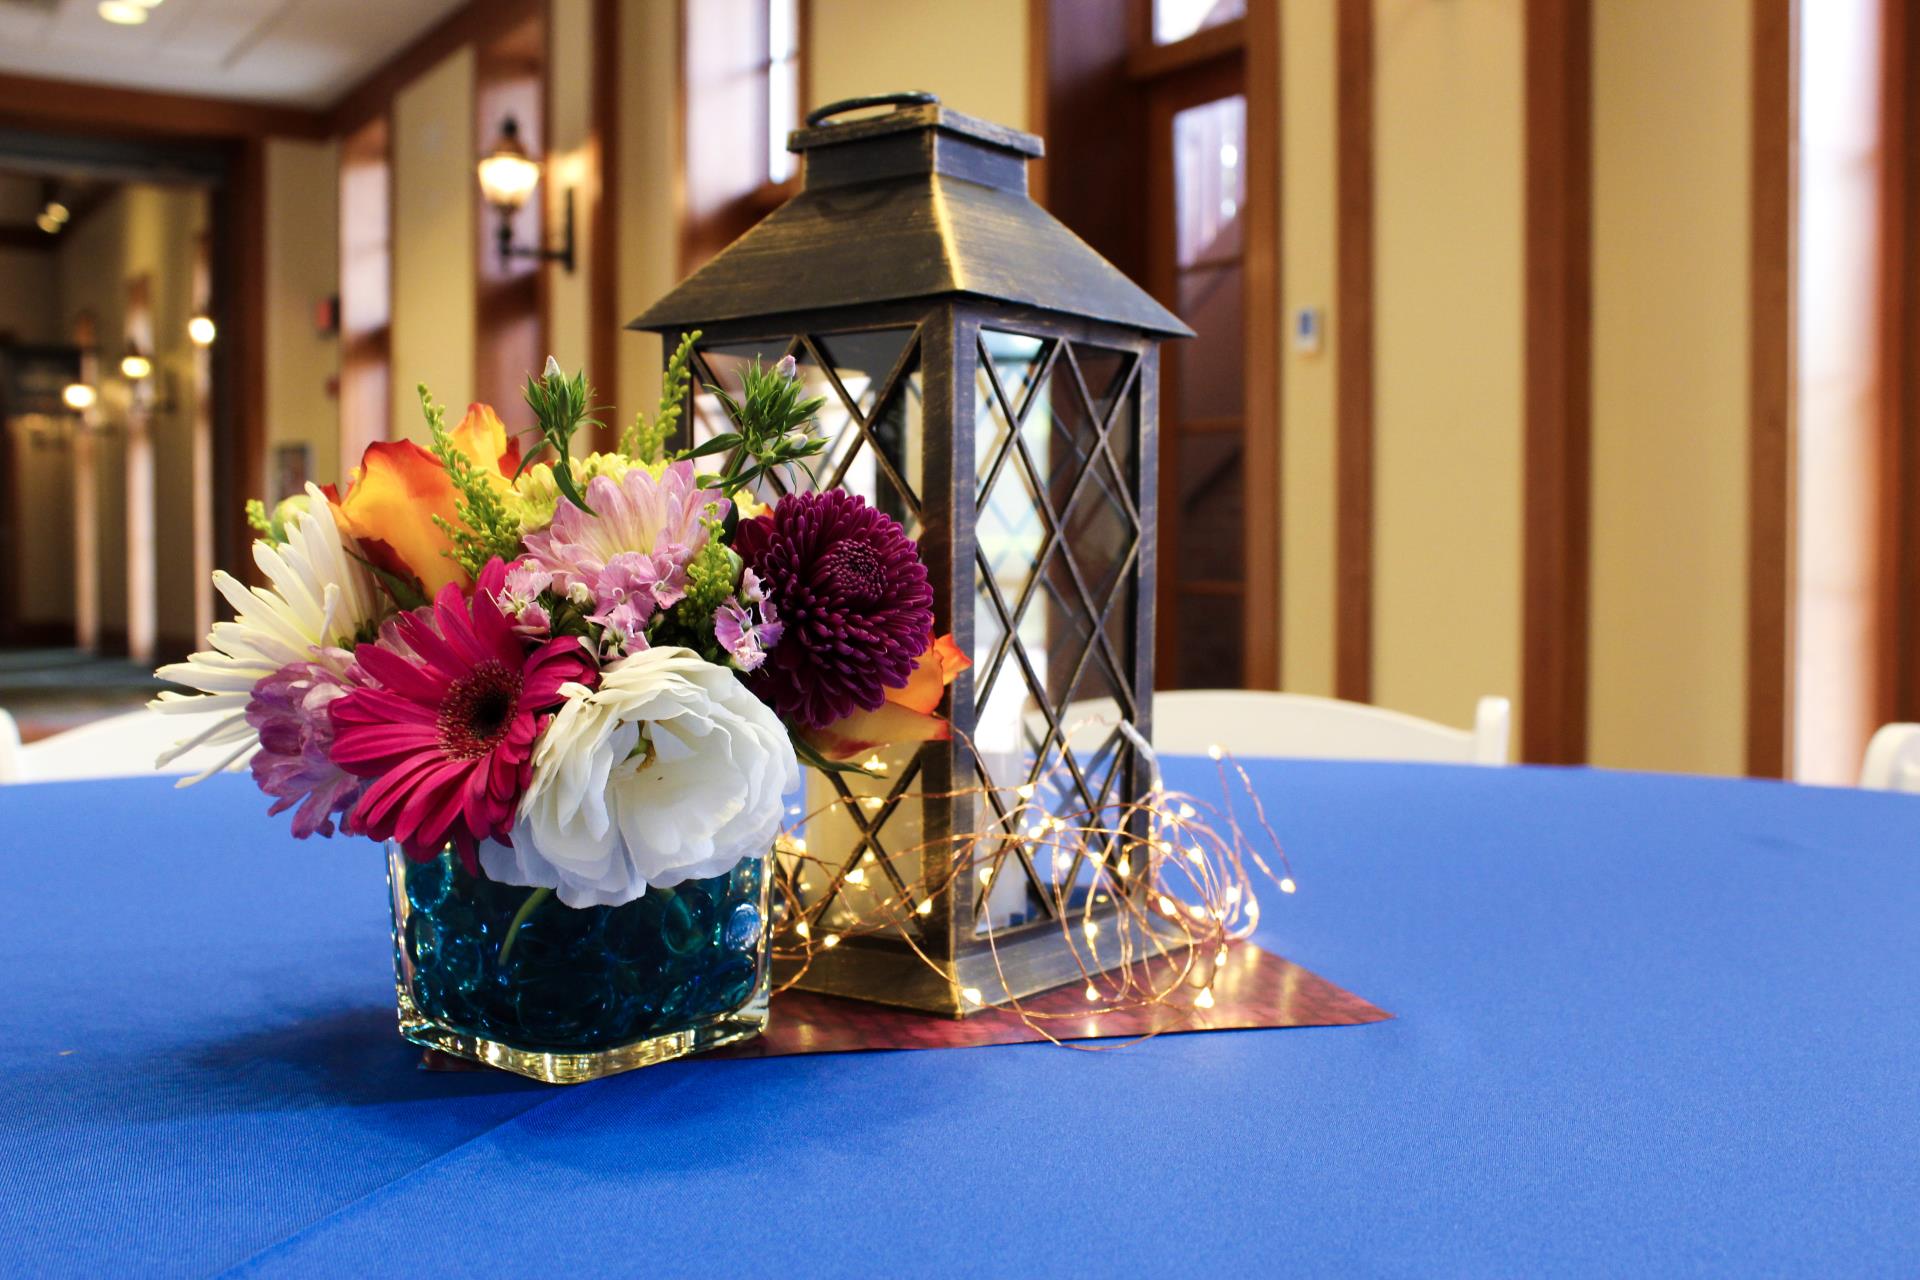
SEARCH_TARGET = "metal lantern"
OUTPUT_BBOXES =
[631,92,1190,1014]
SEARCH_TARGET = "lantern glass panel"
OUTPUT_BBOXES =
[691,328,934,938]
[970,328,1144,932]
[691,329,923,537]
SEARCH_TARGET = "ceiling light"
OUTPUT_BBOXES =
[44,202,69,224]
[35,212,60,234]
[98,1,149,24]
[120,353,153,380]
[62,383,97,412]
[186,315,216,347]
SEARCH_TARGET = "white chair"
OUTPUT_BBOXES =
[0,709,23,783]
[4,706,249,784]
[1860,723,1920,793]
[1049,691,1512,765]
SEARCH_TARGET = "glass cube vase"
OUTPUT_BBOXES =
[387,845,771,1083]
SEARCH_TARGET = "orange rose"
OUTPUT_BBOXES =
[806,634,971,761]
[331,404,523,598]
[448,402,523,487]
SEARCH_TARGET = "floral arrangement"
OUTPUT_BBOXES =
[152,341,964,911]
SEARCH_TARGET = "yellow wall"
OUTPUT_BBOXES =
[546,0,595,379]
[615,0,682,424]
[1278,0,1338,697]
[391,48,477,442]
[264,139,343,494]
[1369,0,1525,729]
[806,0,1029,128]
[142,187,209,648]
[1589,0,1752,775]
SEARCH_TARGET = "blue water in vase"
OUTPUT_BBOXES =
[390,848,768,1054]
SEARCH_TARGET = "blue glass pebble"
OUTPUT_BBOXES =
[396,852,767,1053]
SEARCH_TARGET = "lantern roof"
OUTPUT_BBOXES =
[629,95,1193,339]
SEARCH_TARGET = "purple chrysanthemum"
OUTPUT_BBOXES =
[246,657,366,839]
[734,489,933,728]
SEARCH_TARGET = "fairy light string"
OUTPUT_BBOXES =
[769,721,1296,1050]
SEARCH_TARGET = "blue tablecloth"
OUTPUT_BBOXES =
[1,762,1916,1277]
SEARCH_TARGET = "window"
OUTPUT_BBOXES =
[338,115,392,466]
[767,0,800,185]
[1153,0,1245,46]
[683,0,805,271]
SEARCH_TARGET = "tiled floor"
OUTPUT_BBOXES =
[0,649,166,742]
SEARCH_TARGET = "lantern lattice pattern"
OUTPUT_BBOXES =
[633,94,1188,1013]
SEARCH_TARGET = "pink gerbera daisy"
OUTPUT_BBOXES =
[329,558,594,869]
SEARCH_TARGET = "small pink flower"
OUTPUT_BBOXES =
[715,588,782,673]
[494,558,555,634]
[522,462,722,599]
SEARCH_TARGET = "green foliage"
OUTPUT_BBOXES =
[421,384,524,579]
[621,330,701,463]
[245,494,311,547]
[349,549,430,612]
[646,505,738,663]
[517,358,602,514]
[677,353,828,493]
[682,508,740,617]
[245,498,275,541]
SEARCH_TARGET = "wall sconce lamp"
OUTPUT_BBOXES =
[187,314,216,347]
[119,350,154,380]
[61,382,97,412]
[478,116,575,274]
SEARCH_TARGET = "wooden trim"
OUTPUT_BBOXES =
[1127,18,1248,80]
[1241,0,1281,689]
[216,139,270,588]
[1879,0,1920,722]
[1027,0,1050,205]
[0,71,325,140]
[1747,0,1796,777]
[589,0,621,451]
[1334,0,1374,703]
[472,0,548,415]
[1521,0,1592,764]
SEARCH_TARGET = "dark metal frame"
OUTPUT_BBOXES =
[659,299,1160,1014]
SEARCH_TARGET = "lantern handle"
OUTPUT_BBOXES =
[805,91,939,128]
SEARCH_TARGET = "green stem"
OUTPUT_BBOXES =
[498,887,553,966]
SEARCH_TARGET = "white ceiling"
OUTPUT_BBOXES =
[0,0,468,109]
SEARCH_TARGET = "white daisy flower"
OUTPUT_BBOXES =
[150,483,383,783]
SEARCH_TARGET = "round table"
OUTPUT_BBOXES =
[1,762,1915,1277]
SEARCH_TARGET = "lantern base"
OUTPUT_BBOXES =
[775,906,1160,1017]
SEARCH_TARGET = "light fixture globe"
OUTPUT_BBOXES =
[61,382,97,412]
[120,352,153,380]
[478,117,541,212]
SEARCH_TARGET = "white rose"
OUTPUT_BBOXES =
[486,646,799,909]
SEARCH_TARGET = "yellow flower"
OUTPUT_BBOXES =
[506,452,666,533]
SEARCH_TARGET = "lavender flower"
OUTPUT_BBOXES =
[715,574,783,672]
[245,657,367,839]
